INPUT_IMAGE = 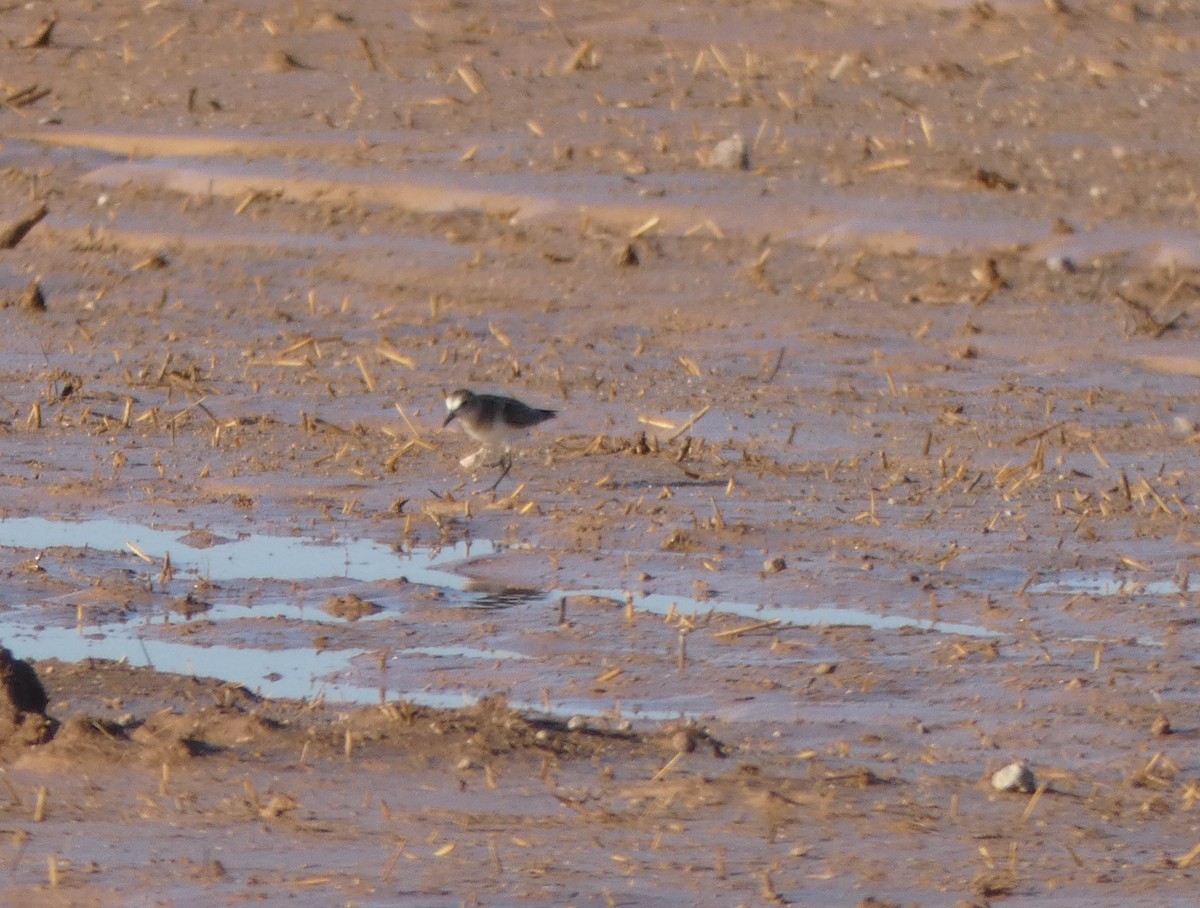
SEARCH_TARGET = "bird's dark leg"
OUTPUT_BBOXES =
[487,452,513,493]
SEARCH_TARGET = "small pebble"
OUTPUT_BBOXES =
[21,281,46,312]
[1151,714,1172,736]
[671,729,696,753]
[263,49,306,72]
[991,761,1037,794]
[763,556,787,574]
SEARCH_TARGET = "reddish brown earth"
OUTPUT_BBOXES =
[2,0,1200,904]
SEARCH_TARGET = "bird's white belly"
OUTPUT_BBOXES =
[459,420,526,449]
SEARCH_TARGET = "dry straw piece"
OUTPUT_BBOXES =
[0,203,47,249]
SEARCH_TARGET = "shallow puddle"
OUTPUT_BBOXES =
[50,137,1200,267]
[1026,573,1186,597]
[0,516,1000,714]
[0,515,486,587]
[566,587,1000,639]
[7,615,547,706]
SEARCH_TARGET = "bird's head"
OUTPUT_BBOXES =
[443,389,472,427]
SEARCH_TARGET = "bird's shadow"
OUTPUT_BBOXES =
[463,580,546,609]
[605,477,728,491]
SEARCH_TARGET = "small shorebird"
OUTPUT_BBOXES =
[443,389,556,491]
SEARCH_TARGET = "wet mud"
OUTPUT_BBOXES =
[2,0,1200,904]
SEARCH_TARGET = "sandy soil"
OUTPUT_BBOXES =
[2,0,1200,904]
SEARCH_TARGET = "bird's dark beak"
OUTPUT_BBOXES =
[442,411,457,428]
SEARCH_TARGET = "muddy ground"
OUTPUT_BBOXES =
[1,0,1200,904]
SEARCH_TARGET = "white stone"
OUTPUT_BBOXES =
[991,761,1037,793]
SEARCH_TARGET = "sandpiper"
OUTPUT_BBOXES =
[443,389,556,491]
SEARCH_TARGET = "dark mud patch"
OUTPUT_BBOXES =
[22,656,676,767]
[320,592,382,620]
[0,647,53,755]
